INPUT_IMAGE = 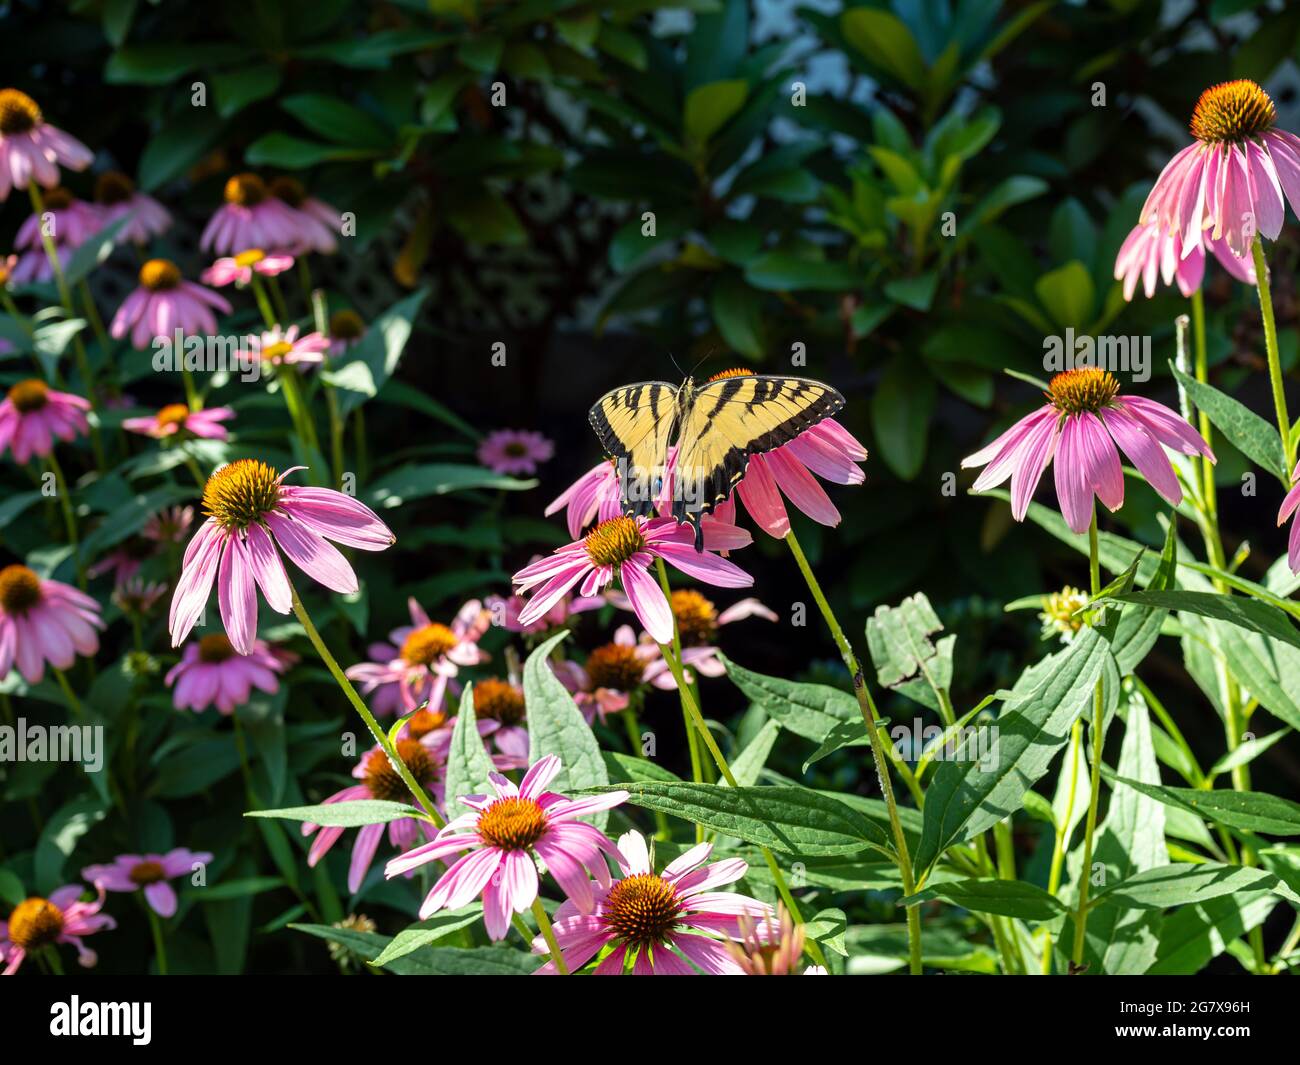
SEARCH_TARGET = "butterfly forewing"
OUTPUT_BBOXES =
[588,381,679,518]
[671,375,845,541]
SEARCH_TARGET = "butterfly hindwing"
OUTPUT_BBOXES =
[588,381,679,518]
[671,375,845,542]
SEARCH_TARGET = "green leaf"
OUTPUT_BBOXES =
[593,780,891,856]
[245,801,423,827]
[683,79,749,144]
[841,9,927,90]
[743,253,860,292]
[710,272,764,359]
[1171,362,1288,481]
[1111,775,1300,836]
[213,65,282,118]
[1034,261,1094,331]
[601,752,681,784]
[244,132,375,169]
[1093,863,1300,910]
[281,93,392,148]
[1148,890,1277,974]
[1102,590,1300,651]
[444,189,527,247]
[137,110,226,191]
[728,719,782,787]
[871,356,934,480]
[367,907,481,966]
[525,631,609,827]
[866,592,952,712]
[905,878,1067,920]
[64,215,133,286]
[914,627,1112,875]
[362,463,535,510]
[36,799,108,894]
[444,683,495,808]
[327,288,428,416]
[720,654,863,745]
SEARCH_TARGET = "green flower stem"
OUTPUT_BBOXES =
[147,905,169,975]
[79,280,112,357]
[289,582,443,826]
[1071,511,1107,967]
[653,557,829,972]
[311,289,347,488]
[52,667,83,717]
[1189,290,1218,520]
[46,451,85,589]
[530,897,569,975]
[1040,718,1082,973]
[249,275,278,330]
[180,364,201,412]
[782,528,922,975]
[268,276,291,324]
[651,559,705,801]
[1252,236,1294,475]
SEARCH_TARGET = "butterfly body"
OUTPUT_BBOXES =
[588,372,845,548]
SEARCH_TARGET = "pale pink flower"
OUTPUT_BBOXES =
[477,429,554,475]
[81,849,212,918]
[1,884,114,975]
[239,324,329,367]
[386,755,628,939]
[533,830,772,975]
[200,173,309,255]
[471,677,529,768]
[165,635,292,714]
[0,89,92,200]
[0,564,102,682]
[303,738,445,893]
[123,402,234,441]
[1114,221,1255,300]
[727,904,826,975]
[91,507,192,586]
[1141,79,1300,259]
[93,170,171,244]
[143,505,194,545]
[111,259,231,349]
[15,186,101,253]
[169,460,395,655]
[345,597,491,715]
[962,368,1214,534]
[1276,461,1300,573]
[545,460,625,538]
[551,629,644,725]
[267,176,339,254]
[512,515,753,644]
[201,249,295,287]
[0,379,89,463]
[112,577,167,616]
[484,588,604,634]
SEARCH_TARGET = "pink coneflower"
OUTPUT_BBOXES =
[165,634,292,714]
[478,429,555,476]
[93,170,171,244]
[112,577,167,616]
[1114,221,1254,301]
[81,849,212,918]
[1141,79,1300,259]
[1277,461,1300,573]
[484,588,604,634]
[472,677,529,767]
[0,379,89,463]
[512,515,752,644]
[0,564,102,682]
[239,324,329,368]
[533,830,771,975]
[386,755,628,938]
[15,185,100,252]
[552,629,645,725]
[110,259,231,349]
[303,738,445,893]
[727,904,827,975]
[200,173,308,255]
[1,884,114,975]
[962,367,1215,534]
[201,248,295,288]
[89,536,157,586]
[143,504,194,545]
[169,460,395,655]
[267,176,339,254]
[0,89,92,200]
[345,597,491,715]
[546,459,624,538]
[328,309,366,357]
[625,590,777,691]
[123,403,234,441]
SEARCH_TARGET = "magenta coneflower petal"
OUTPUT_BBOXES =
[1009,415,1059,522]
[263,512,358,594]
[1099,407,1181,506]
[1078,412,1125,513]
[218,537,258,655]
[620,561,673,643]
[1054,415,1094,533]
[243,524,292,614]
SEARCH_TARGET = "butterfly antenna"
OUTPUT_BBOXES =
[668,350,686,378]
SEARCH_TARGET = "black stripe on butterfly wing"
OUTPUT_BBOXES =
[692,376,846,458]
[587,381,677,460]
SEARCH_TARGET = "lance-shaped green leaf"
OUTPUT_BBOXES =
[904,879,1067,921]
[1216,627,1300,733]
[1092,862,1300,910]
[720,654,864,745]
[327,288,428,416]
[865,592,953,712]
[367,907,481,966]
[1101,590,1300,651]
[444,683,495,809]
[913,626,1111,876]
[1109,775,1300,837]
[245,800,423,827]
[1147,891,1277,974]
[727,719,782,787]
[1171,362,1288,482]
[590,781,890,856]
[525,631,609,828]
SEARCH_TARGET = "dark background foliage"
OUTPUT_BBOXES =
[3,0,1300,972]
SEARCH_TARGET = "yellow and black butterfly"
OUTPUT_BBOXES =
[588,371,846,548]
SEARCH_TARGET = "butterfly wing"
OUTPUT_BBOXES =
[671,375,845,544]
[588,381,679,518]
